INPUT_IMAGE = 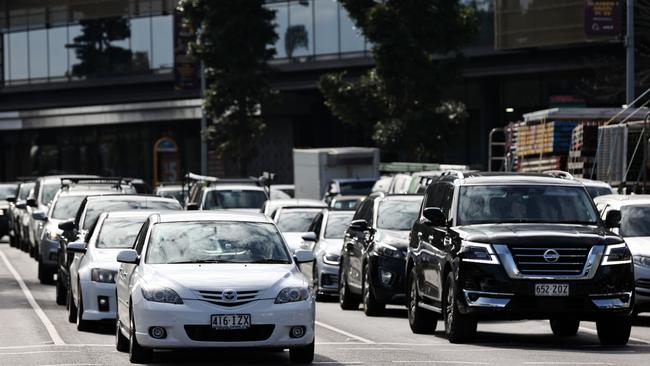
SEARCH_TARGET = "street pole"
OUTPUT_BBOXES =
[626,0,635,105]
[200,60,208,175]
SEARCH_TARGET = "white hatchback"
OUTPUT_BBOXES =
[115,211,316,364]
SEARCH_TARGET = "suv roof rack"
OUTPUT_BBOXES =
[440,170,466,179]
[60,177,130,190]
[542,170,574,180]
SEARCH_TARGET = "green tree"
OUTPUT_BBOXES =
[319,0,476,161]
[179,0,278,175]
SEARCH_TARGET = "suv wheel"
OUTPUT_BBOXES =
[312,263,324,302]
[362,263,385,316]
[550,318,579,337]
[38,258,54,285]
[443,271,477,343]
[116,319,129,352]
[129,309,153,364]
[76,285,91,331]
[289,340,315,364]
[407,268,437,334]
[339,260,360,310]
[55,274,67,306]
[596,317,632,345]
[67,285,78,323]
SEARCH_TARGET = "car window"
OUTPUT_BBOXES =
[97,217,147,248]
[41,182,61,205]
[333,198,361,210]
[276,210,321,232]
[339,181,375,195]
[457,185,599,225]
[620,205,650,237]
[324,212,354,239]
[134,220,151,254]
[82,199,181,230]
[51,196,86,219]
[376,200,422,231]
[586,186,614,199]
[18,183,35,200]
[0,184,17,198]
[146,221,291,264]
[203,189,267,210]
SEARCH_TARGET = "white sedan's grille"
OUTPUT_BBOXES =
[195,289,261,307]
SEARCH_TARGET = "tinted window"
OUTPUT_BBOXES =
[0,184,17,198]
[586,186,614,199]
[203,190,267,210]
[97,218,146,249]
[620,206,650,237]
[146,222,291,264]
[157,189,186,204]
[41,182,61,205]
[325,212,354,239]
[83,199,181,230]
[276,210,321,232]
[333,198,362,210]
[457,185,599,225]
[376,200,422,231]
[339,181,375,195]
[52,196,86,219]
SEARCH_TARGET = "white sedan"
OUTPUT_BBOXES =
[115,211,315,364]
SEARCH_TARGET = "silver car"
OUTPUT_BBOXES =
[301,210,354,300]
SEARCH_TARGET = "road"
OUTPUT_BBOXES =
[2,239,650,366]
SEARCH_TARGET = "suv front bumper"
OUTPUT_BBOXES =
[458,260,634,320]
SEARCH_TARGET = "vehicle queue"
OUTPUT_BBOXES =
[0,169,643,364]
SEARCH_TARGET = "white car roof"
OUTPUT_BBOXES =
[155,211,272,224]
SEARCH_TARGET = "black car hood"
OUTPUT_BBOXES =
[455,223,622,246]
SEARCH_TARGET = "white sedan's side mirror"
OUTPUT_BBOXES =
[116,250,140,264]
[294,249,314,264]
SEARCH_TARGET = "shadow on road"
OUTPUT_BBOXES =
[136,348,342,365]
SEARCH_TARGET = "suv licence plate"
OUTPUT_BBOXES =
[211,314,251,330]
[535,283,569,297]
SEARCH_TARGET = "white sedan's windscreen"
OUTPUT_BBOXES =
[146,221,291,264]
[96,218,147,249]
[276,210,321,232]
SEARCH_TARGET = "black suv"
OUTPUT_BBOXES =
[406,172,634,345]
[339,193,423,315]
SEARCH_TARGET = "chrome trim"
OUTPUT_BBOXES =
[590,292,633,309]
[417,301,441,313]
[493,244,605,280]
[463,290,512,308]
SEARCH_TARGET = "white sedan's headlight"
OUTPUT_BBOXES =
[91,269,117,283]
[460,241,499,264]
[275,287,310,304]
[634,256,650,268]
[141,285,183,304]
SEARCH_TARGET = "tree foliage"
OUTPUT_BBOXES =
[179,0,278,175]
[319,0,476,161]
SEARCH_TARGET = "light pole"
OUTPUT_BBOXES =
[200,60,208,175]
[626,0,635,105]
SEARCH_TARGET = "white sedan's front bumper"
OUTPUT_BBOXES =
[80,280,117,321]
[132,296,315,349]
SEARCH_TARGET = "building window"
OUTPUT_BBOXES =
[314,0,339,55]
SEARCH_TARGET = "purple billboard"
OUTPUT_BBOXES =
[584,0,622,38]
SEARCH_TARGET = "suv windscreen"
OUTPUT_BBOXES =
[324,212,354,238]
[52,196,86,219]
[97,217,147,248]
[83,199,181,230]
[377,200,421,230]
[620,205,650,237]
[203,189,267,210]
[146,221,291,264]
[276,210,321,232]
[339,181,375,195]
[41,182,61,205]
[458,185,599,225]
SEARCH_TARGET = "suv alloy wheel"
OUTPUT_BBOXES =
[339,259,360,310]
[443,271,477,343]
[407,267,437,334]
[362,262,385,316]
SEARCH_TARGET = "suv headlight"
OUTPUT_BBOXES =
[602,243,632,265]
[376,243,404,259]
[275,287,310,304]
[634,256,650,268]
[141,285,183,304]
[323,253,340,265]
[91,269,117,283]
[460,241,499,264]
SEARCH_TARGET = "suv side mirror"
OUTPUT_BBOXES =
[349,219,370,232]
[67,242,87,254]
[423,207,446,227]
[16,202,26,209]
[6,197,15,203]
[26,198,38,208]
[301,232,317,242]
[117,250,140,264]
[58,219,76,231]
[186,202,199,211]
[605,210,621,229]
[32,211,47,221]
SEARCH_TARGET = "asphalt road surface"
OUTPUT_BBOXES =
[2,238,650,366]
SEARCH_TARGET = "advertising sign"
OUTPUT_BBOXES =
[584,0,622,37]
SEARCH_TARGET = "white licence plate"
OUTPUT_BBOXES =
[535,283,569,297]
[211,314,251,330]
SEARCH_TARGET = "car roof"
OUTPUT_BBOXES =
[379,194,424,202]
[104,210,166,219]
[85,194,175,202]
[576,178,612,188]
[38,175,99,182]
[155,211,272,224]
[594,194,650,207]
[456,173,583,186]
[266,199,327,207]
[327,210,355,217]
[331,178,377,183]
[332,195,365,200]
[58,189,120,197]
[205,185,266,191]
[155,185,183,191]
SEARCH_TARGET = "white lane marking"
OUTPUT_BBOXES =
[0,350,79,355]
[315,321,375,344]
[392,361,490,365]
[523,363,613,365]
[40,364,101,366]
[0,344,114,350]
[337,347,412,351]
[579,326,650,344]
[0,250,65,346]
[313,363,363,365]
